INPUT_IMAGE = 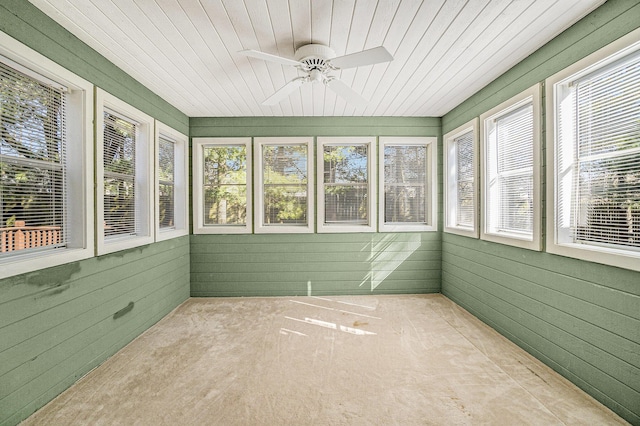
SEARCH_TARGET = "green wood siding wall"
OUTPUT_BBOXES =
[441,2,640,423]
[0,2,190,425]
[192,233,440,297]
[190,117,442,297]
[0,237,190,426]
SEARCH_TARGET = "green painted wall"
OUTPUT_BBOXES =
[0,2,190,425]
[190,117,442,297]
[192,233,440,297]
[0,237,190,425]
[441,1,640,424]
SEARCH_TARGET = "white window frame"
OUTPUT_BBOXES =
[546,27,640,271]
[254,137,314,234]
[317,137,376,233]
[155,121,188,241]
[378,137,437,232]
[192,137,252,234]
[0,31,94,279]
[96,89,154,255]
[480,84,542,251]
[444,119,479,238]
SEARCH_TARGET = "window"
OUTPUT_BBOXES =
[96,89,154,254]
[0,32,93,279]
[480,84,541,250]
[379,137,437,232]
[254,137,313,233]
[317,137,376,233]
[192,137,252,234]
[444,119,479,237]
[547,28,640,271]
[155,121,188,241]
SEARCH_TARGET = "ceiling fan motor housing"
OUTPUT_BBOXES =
[295,44,336,73]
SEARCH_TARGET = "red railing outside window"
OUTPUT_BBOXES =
[0,220,61,253]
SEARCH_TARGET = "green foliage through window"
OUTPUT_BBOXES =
[203,145,247,225]
[262,144,307,225]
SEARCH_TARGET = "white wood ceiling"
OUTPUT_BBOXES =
[28,0,606,117]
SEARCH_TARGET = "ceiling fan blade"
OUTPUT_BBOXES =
[325,78,368,108]
[262,78,306,106]
[329,46,393,69]
[238,49,301,67]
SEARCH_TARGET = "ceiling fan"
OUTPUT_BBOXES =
[239,44,393,107]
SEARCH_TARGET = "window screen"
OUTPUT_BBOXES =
[0,59,67,255]
[202,145,247,225]
[383,145,427,223]
[323,144,369,224]
[158,135,175,229]
[262,144,308,226]
[559,52,640,249]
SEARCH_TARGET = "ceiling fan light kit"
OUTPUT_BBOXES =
[239,44,393,107]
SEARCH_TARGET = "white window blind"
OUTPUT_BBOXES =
[487,103,534,237]
[103,110,137,238]
[158,135,175,229]
[383,145,427,223]
[455,131,475,228]
[262,144,308,226]
[559,52,640,250]
[0,59,67,255]
[323,144,369,224]
[202,145,247,225]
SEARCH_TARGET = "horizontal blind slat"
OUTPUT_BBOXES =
[568,50,640,249]
[1,59,67,254]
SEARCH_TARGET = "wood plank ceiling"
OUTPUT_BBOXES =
[28,0,606,117]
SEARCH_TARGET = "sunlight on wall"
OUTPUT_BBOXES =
[361,234,422,291]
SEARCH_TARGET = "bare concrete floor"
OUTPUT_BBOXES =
[23,295,627,425]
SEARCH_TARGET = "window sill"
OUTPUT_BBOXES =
[481,230,541,251]
[0,247,94,280]
[98,234,155,256]
[547,241,640,272]
[380,223,437,232]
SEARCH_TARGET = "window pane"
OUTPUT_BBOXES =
[158,136,175,229]
[0,60,66,254]
[500,174,533,232]
[567,54,640,249]
[262,144,307,225]
[497,106,533,172]
[323,145,368,224]
[324,184,368,223]
[159,182,174,228]
[574,150,640,249]
[104,176,135,236]
[103,112,135,175]
[203,145,247,225]
[487,102,534,236]
[455,132,474,227]
[384,145,427,223]
[324,145,368,184]
[103,111,137,237]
